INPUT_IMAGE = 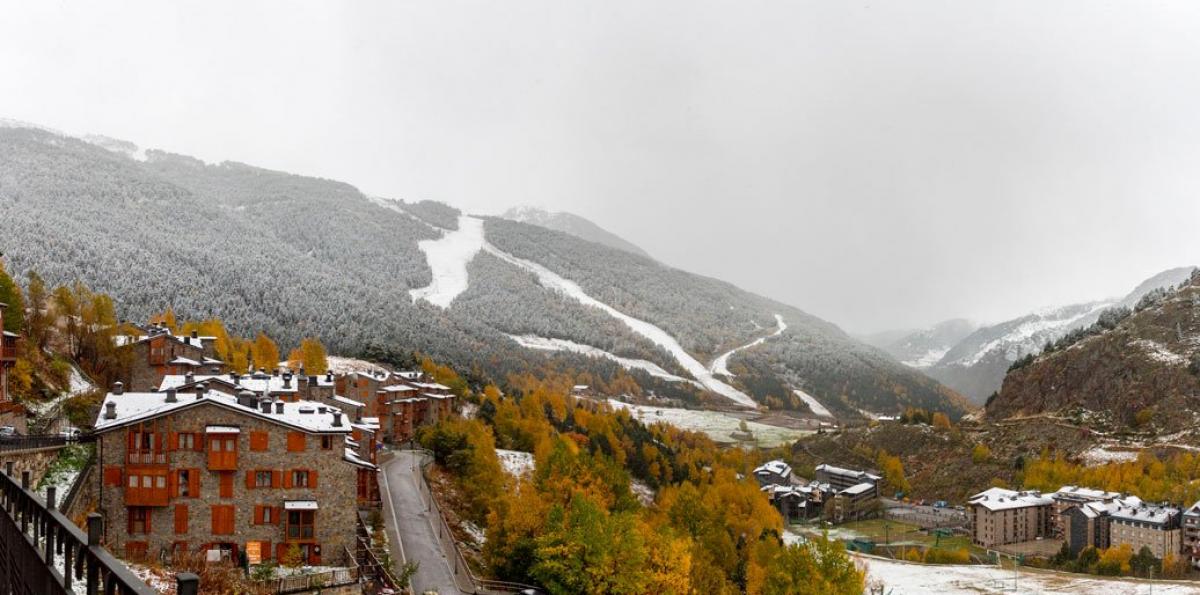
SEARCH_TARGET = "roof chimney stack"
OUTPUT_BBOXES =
[275,402,284,414]
[238,390,255,408]
[191,330,198,339]
[112,382,124,395]
[104,401,117,419]
[165,388,177,403]
[333,411,342,427]
[261,399,272,414]
[325,372,333,383]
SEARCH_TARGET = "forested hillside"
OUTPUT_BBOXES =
[0,125,969,418]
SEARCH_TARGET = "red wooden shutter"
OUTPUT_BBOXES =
[188,468,200,496]
[254,505,263,525]
[262,540,272,560]
[274,506,283,524]
[219,473,233,498]
[168,471,178,498]
[174,505,188,534]
[276,543,286,561]
[283,471,293,489]
[272,470,281,488]
[309,469,318,489]
[193,434,204,452]
[168,432,179,451]
[246,471,255,490]
[103,467,122,487]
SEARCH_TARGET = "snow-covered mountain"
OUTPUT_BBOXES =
[925,267,1196,403]
[501,206,651,258]
[862,319,977,369]
[0,123,971,419]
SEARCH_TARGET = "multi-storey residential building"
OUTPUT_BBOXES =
[335,371,399,418]
[93,383,370,566]
[1051,485,1122,537]
[159,370,336,403]
[0,302,17,403]
[829,482,880,523]
[1183,500,1200,567]
[753,460,793,487]
[115,325,224,391]
[1109,501,1181,560]
[1060,495,1141,556]
[967,487,1054,548]
[814,464,881,494]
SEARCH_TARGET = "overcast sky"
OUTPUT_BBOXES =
[2,1,1199,333]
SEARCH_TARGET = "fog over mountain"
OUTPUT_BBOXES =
[3,2,1200,334]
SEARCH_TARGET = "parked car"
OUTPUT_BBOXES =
[954,505,965,511]
[934,500,948,508]
[0,426,18,440]
[59,427,82,440]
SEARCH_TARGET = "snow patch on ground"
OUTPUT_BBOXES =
[487,243,758,407]
[463,520,487,546]
[27,365,94,417]
[710,314,787,376]
[507,334,699,385]
[1081,446,1140,465]
[323,356,391,376]
[1130,339,1189,366]
[410,215,485,308]
[858,554,1200,594]
[631,479,655,506]
[607,399,810,447]
[902,347,950,369]
[497,449,535,478]
[792,388,833,418]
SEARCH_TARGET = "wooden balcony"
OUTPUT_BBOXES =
[207,433,239,471]
[0,343,16,362]
[125,451,167,466]
[124,468,169,506]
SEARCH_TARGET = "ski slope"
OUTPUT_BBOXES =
[710,314,787,376]
[409,215,485,308]
[507,335,700,386]
[792,388,832,418]
[486,243,758,407]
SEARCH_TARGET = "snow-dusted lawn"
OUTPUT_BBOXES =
[858,554,1200,595]
[792,388,833,418]
[496,449,535,478]
[487,243,758,408]
[607,400,810,447]
[507,334,698,385]
[321,356,391,376]
[410,215,485,308]
[1081,445,1140,465]
[710,314,787,377]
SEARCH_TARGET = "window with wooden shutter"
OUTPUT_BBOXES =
[103,467,122,487]
[211,505,234,535]
[219,472,233,498]
[169,471,179,498]
[250,431,269,451]
[287,432,306,452]
[174,504,188,534]
[169,432,179,451]
[128,507,151,534]
[188,468,200,497]
[254,505,264,525]
[283,470,293,489]
[291,469,309,488]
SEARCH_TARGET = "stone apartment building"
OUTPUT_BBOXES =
[1051,485,1123,538]
[967,487,1054,548]
[1108,501,1181,560]
[0,302,17,403]
[93,383,372,566]
[115,325,224,391]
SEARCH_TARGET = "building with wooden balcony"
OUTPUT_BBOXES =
[114,325,225,391]
[0,302,17,403]
[93,383,374,566]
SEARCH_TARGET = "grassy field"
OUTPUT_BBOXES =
[794,518,974,551]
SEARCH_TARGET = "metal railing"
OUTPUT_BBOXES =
[355,516,401,592]
[265,566,360,594]
[0,434,69,453]
[0,464,200,594]
[60,448,96,514]
[404,447,540,594]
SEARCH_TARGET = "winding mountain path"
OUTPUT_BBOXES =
[709,314,787,377]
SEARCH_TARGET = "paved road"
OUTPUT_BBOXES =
[381,450,465,595]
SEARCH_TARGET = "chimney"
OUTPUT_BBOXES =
[318,406,327,414]
[229,372,238,382]
[308,376,318,387]
[195,382,207,399]
[165,388,177,403]
[333,411,342,427]
[275,402,284,414]
[283,373,292,389]
[191,330,198,339]
[112,382,124,395]
[299,366,306,377]
[104,401,117,419]
[325,372,333,383]
[261,400,272,414]
[185,371,194,383]
[237,390,255,408]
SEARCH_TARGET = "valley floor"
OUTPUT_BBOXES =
[858,554,1200,594]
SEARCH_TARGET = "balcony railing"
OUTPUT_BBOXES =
[0,464,200,594]
[125,451,167,465]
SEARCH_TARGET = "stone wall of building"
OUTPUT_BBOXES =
[97,400,358,565]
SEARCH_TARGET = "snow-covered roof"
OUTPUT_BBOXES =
[762,484,806,499]
[815,463,881,482]
[395,371,423,380]
[284,501,318,510]
[968,487,1053,511]
[93,390,351,435]
[202,357,224,365]
[160,372,334,395]
[381,384,418,393]
[332,395,365,408]
[2,331,19,338]
[423,392,455,400]
[754,460,793,478]
[1053,485,1122,502]
[169,357,201,366]
[343,448,376,469]
[412,382,451,391]
[840,482,877,496]
[205,425,240,434]
[1110,501,1179,526]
